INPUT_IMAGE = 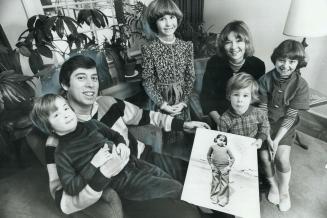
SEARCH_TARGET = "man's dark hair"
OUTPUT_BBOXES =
[59,55,97,88]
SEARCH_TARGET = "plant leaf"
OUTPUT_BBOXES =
[27,15,37,29]
[34,18,45,29]
[96,9,109,26]
[91,10,102,28]
[29,50,44,74]
[63,16,78,34]
[18,45,32,57]
[35,29,46,44]
[36,44,53,58]
[18,29,30,40]
[77,9,85,25]
[44,16,57,32]
[55,17,65,38]
[77,9,92,26]
[38,15,48,22]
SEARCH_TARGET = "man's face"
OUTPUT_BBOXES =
[62,67,99,110]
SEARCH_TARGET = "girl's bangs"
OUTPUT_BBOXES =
[155,1,181,19]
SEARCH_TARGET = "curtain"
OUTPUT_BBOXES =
[175,0,204,27]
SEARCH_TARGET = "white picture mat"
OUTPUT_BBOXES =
[181,128,261,218]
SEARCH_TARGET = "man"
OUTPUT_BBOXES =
[45,55,210,217]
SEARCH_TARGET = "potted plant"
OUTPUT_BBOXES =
[15,7,113,90]
[104,0,147,79]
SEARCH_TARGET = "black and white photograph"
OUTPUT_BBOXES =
[1,0,327,218]
[182,128,260,218]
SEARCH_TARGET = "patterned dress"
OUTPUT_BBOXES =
[141,37,195,146]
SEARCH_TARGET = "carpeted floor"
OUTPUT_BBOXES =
[260,132,327,218]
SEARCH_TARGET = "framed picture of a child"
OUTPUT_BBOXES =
[182,128,260,218]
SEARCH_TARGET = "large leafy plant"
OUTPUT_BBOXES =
[177,22,217,59]
[103,0,147,77]
[15,9,108,75]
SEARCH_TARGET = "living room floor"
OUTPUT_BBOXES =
[260,132,327,218]
[0,132,326,218]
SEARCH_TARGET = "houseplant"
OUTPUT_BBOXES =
[15,8,113,89]
[103,0,148,78]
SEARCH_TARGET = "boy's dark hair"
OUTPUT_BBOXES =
[226,72,259,103]
[214,134,227,145]
[217,20,254,59]
[30,93,66,135]
[271,39,307,69]
[59,55,97,88]
[146,0,183,33]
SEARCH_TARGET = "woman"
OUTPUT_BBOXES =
[200,20,265,128]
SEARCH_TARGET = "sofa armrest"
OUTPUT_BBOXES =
[189,92,209,123]
[26,128,47,166]
[128,125,163,153]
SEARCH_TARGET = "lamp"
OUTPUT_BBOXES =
[283,0,327,150]
[283,0,327,48]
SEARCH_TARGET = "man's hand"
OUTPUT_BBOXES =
[183,121,211,133]
[90,143,112,168]
[251,139,263,149]
[100,145,129,178]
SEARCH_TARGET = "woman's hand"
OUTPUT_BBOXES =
[183,121,211,133]
[90,143,112,168]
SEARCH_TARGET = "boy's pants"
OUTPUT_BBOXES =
[211,167,230,204]
[108,158,183,201]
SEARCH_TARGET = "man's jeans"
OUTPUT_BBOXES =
[109,158,183,201]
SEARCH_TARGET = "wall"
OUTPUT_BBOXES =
[0,0,28,48]
[0,0,44,94]
[203,0,327,94]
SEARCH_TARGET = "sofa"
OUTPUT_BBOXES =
[0,124,204,218]
[0,56,216,218]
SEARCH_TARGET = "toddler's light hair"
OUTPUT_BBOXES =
[30,94,67,135]
[226,72,259,103]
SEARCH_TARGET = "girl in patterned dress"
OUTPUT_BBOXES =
[142,0,195,147]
